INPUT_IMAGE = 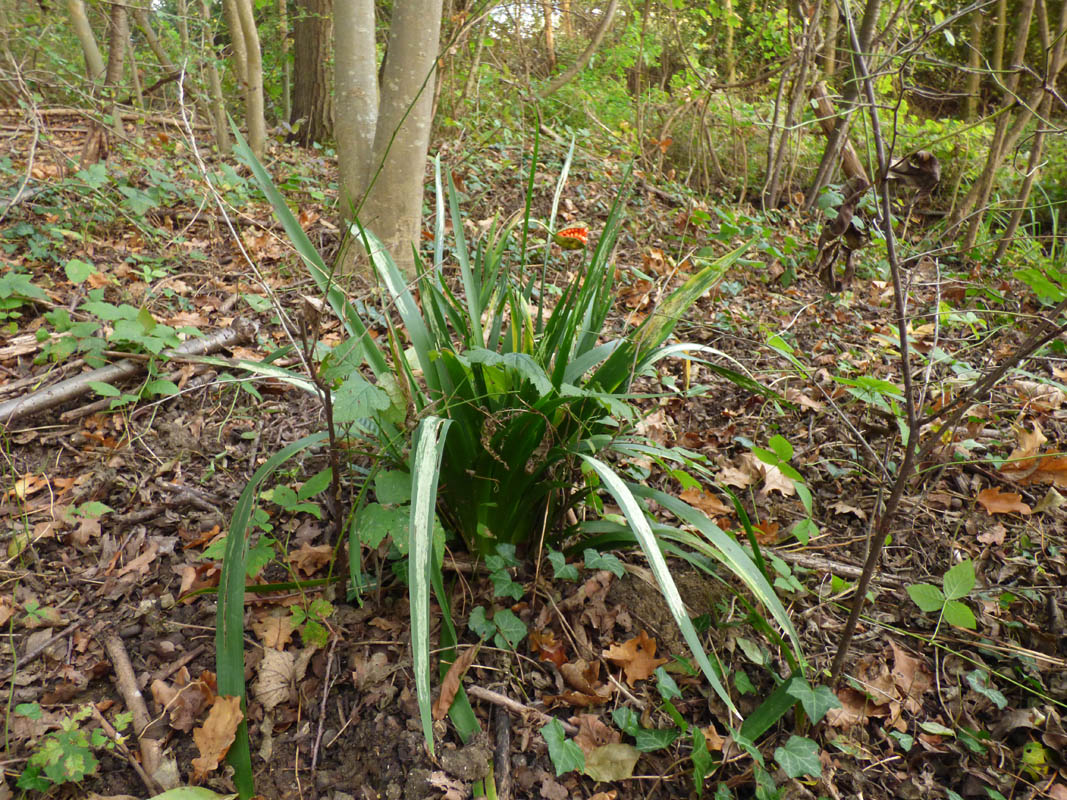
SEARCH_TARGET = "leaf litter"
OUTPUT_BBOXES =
[1,116,1065,800]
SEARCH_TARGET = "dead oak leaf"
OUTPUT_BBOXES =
[252,613,294,650]
[679,488,732,517]
[603,630,668,685]
[191,695,243,780]
[976,487,1032,516]
[288,543,333,577]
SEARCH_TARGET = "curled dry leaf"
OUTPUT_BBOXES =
[432,645,479,721]
[191,695,244,781]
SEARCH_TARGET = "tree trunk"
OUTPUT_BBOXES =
[200,0,231,152]
[804,0,882,208]
[944,0,1036,242]
[460,16,487,105]
[176,0,190,53]
[290,0,334,145]
[278,0,292,122]
[335,0,378,216]
[541,0,555,71]
[991,0,1007,74]
[822,2,837,76]
[126,31,143,107]
[538,0,619,98]
[958,0,1066,251]
[360,0,443,276]
[723,0,736,83]
[992,94,1052,262]
[231,0,267,156]
[560,0,573,36]
[221,0,248,87]
[67,0,106,84]
[105,2,127,135]
[964,9,983,119]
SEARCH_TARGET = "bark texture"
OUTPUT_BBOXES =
[290,0,334,145]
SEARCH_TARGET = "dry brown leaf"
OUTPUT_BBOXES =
[976,487,1032,516]
[351,651,393,690]
[191,695,243,780]
[151,673,215,732]
[889,641,931,714]
[716,464,755,489]
[288,543,333,577]
[824,687,889,728]
[560,659,606,695]
[603,630,668,686]
[700,724,725,751]
[253,648,296,711]
[252,613,294,650]
[572,714,620,755]
[428,771,469,800]
[977,523,1007,545]
[784,387,825,413]
[679,488,732,517]
[635,409,669,446]
[738,453,795,497]
[115,540,159,578]
[432,645,479,721]
[830,500,867,519]
[529,629,568,667]
[1013,380,1066,411]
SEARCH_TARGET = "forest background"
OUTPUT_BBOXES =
[1,0,1066,798]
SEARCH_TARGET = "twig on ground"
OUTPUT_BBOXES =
[0,621,81,683]
[90,704,162,796]
[0,320,254,425]
[466,685,578,735]
[101,631,163,782]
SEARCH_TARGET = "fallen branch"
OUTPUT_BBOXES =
[101,631,163,788]
[0,319,254,426]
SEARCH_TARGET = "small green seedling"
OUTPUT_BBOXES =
[906,559,977,633]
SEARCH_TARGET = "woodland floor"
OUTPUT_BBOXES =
[1,111,1066,800]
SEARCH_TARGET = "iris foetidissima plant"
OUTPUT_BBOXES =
[215,129,805,795]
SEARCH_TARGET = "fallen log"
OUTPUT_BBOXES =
[0,319,254,426]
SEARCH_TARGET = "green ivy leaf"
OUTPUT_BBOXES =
[612,707,639,736]
[633,726,679,752]
[583,742,640,782]
[773,735,821,778]
[541,719,584,776]
[583,548,625,577]
[298,468,333,500]
[491,608,527,649]
[373,470,410,505]
[786,680,841,724]
[547,550,579,581]
[965,670,1007,709]
[655,666,682,700]
[691,728,713,798]
[355,502,410,549]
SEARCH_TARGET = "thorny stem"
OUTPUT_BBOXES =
[826,1,1067,684]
